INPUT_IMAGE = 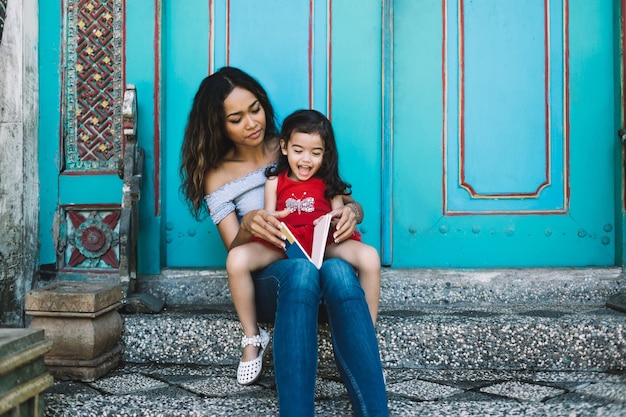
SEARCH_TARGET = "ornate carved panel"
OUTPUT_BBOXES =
[60,207,120,269]
[62,0,124,172]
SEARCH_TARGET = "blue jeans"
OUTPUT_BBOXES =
[254,258,388,417]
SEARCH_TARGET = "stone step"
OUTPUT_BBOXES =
[36,268,626,372]
[43,364,626,417]
[136,267,625,308]
[120,303,626,372]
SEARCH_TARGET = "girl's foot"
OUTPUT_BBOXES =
[237,328,270,385]
[241,342,260,362]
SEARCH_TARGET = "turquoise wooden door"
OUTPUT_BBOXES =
[162,1,383,267]
[162,0,616,268]
[390,0,617,267]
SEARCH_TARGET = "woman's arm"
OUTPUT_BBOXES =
[325,196,363,243]
[342,196,363,224]
[216,212,249,250]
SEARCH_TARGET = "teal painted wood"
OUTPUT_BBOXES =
[38,0,621,271]
[163,0,338,267]
[392,0,616,267]
[163,0,215,267]
[58,175,122,205]
[38,0,62,266]
[331,0,383,260]
[125,0,160,275]
[445,0,566,212]
[615,0,626,266]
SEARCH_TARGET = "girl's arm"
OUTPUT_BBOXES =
[264,176,278,211]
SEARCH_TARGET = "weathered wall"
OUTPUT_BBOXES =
[0,0,39,327]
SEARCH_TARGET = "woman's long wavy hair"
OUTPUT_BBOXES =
[266,109,351,200]
[180,67,278,219]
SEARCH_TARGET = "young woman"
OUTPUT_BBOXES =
[226,109,381,384]
[180,66,388,416]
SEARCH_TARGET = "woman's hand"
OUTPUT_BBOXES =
[239,208,291,249]
[326,205,359,243]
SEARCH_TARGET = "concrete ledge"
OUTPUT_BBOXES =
[137,267,625,308]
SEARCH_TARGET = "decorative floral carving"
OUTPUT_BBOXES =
[66,209,120,268]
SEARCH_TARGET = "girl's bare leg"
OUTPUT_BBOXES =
[226,242,284,361]
[325,240,381,324]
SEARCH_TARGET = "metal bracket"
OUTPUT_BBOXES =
[118,84,144,296]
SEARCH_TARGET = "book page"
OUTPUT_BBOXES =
[311,214,332,268]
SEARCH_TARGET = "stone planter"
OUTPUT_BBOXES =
[25,282,123,382]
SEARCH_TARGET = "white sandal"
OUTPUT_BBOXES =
[237,327,270,385]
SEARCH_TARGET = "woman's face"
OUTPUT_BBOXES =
[223,87,266,147]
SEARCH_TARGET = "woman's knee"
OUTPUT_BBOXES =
[279,258,321,294]
[319,258,364,300]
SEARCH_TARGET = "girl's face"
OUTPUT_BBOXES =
[223,87,266,147]
[281,132,325,182]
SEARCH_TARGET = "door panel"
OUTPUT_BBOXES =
[164,0,339,267]
[392,0,616,267]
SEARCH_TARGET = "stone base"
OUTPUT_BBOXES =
[44,345,122,382]
[0,329,53,416]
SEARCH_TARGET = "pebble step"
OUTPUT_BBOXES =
[36,267,626,372]
[121,303,626,372]
[137,267,625,308]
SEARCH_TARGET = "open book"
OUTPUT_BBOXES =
[279,213,333,269]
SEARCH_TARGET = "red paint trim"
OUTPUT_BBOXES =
[59,0,68,173]
[446,209,567,216]
[327,0,332,118]
[226,0,230,65]
[623,0,626,125]
[619,0,626,210]
[153,0,162,216]
[441,0,448,215]
[61,204,121,210]
[122,1,127,92]
[459,0,466,192]
[308,0,314,109]
[121,0,127,168]
[564,0,570,208]
[208,0,213,73]
[542,0,550,191]
[458,0,553,199]
[60,170,120,176]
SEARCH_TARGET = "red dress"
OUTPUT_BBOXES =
[254,171,360,256]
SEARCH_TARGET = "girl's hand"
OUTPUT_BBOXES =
[326,205,358,243]
[241,208,291,249]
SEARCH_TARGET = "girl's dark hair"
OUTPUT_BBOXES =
[180,67,278,219]
[267,109,351,200]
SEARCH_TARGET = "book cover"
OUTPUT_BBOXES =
[280,213,332,269]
